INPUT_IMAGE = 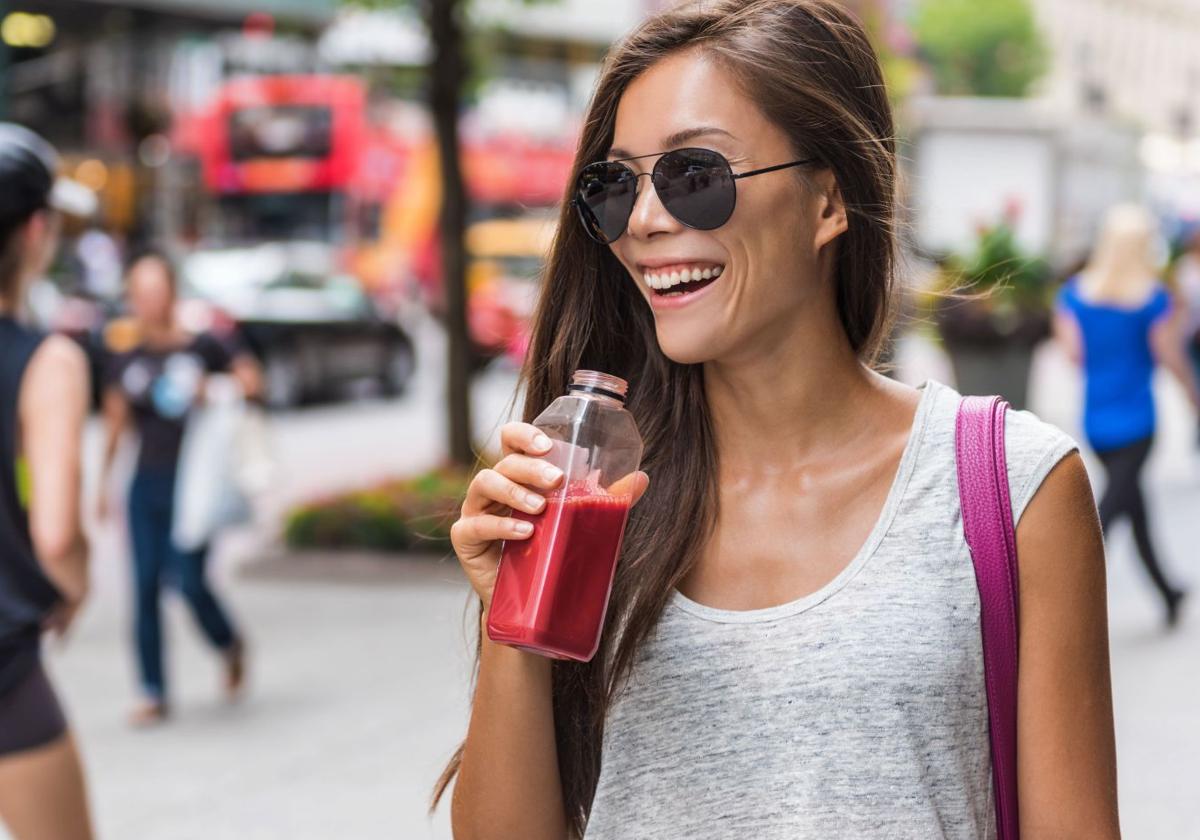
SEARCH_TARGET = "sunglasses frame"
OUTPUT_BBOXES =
[571,146,818,244]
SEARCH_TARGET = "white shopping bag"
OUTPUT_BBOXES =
[171,376,256,552]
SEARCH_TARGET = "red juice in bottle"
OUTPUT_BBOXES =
[486,370,643,661]
[488,486,633,661]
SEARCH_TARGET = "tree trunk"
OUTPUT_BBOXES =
[425,0,474,466]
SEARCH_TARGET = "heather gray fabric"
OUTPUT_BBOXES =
[583,380,1078,840]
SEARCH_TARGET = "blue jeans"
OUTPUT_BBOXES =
[128,468,238,701]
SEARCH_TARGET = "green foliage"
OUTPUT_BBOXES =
[913,0,1047,97]
[284,463,483,553]
[943,220,1050,311]
[928,218,1053,347]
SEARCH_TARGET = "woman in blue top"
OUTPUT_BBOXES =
[1055,203,1195,628]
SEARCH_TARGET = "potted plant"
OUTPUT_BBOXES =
[929,209,1052,409]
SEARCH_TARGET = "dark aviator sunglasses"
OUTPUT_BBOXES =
[570,146,817,245]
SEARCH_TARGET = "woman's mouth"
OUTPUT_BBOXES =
[642,262,725,298]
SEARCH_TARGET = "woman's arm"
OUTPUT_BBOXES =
[1015,451,1120,839]
[20,335,91,605]
[451,610,567,840]
[1149,306,1200,410]
[1053,309,1083,366]
[230,351,263,402]
[97,382,130,520]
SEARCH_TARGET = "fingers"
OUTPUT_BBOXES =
[463,468,550,518]
[450,513,535,559]
[499,422,553,459]
[607,470,650,505]
[496,453,564,492]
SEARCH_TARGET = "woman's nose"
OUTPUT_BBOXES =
[626,172,680,239]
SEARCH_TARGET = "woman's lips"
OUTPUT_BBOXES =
[641,262,725,293]
[647,268,725,310]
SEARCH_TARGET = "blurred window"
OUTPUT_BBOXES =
[215,192,341,242]
[229,106,333,161]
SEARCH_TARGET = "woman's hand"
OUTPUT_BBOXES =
[450,421,649,612]
[43,591,85,641]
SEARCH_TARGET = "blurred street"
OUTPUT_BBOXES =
[2,0,1199,838]
[1,323,1193,840]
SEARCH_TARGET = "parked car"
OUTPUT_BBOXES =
[177,241,416,409]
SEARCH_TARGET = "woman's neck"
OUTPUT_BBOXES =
[141,321,182,348]
[1078,268,1155,305]
[703,308,881,474]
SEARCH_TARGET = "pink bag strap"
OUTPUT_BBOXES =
[955,395,1021,840]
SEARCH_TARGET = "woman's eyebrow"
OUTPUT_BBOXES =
[607,126,738,160]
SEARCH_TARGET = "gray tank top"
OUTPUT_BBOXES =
[583,380,1078,840]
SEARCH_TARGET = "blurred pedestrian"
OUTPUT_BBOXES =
[439,2,1120,838]
[1055,203,1195,628]
[97,249,261,726]
[0,123,94,840]
[1172,223,1200,408]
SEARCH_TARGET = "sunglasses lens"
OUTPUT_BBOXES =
[655,149,734,230]
[575,162,637,243]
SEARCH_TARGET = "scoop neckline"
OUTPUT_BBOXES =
[1068,278,1164,313]
[668,380,938,624]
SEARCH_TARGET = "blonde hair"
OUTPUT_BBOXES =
[1079,204,1159,305]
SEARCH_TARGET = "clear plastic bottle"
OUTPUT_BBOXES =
[487,370,644,661]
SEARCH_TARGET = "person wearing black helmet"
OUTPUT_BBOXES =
[0,123,95,840]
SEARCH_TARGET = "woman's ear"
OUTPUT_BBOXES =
[811,169,848,252]
[20,210,47,249]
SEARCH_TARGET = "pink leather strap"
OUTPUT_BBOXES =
[955,395,1020,840]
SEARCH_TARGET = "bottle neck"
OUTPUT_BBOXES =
[574,392,622,408]
[567,383,625,406]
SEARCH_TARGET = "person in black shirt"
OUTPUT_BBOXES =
[98,250,262,726]
[0,123,94,839]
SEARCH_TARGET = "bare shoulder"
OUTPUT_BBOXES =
[865,371,923,431]
[1016,450,1104,593]
[22,334,90,408]
[28,333,88,375]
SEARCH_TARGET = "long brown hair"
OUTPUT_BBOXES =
[433,1,898,834]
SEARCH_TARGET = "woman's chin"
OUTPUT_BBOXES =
[656,333,719,366]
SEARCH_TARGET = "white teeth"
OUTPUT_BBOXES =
[643,265,726,291]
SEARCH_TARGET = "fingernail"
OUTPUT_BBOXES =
[515,521,534,534]
[542,465,563,482]
[534,434,552,451]
[524,491,545,510]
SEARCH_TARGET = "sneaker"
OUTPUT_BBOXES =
[1166,589,1188,629]
[129,699,169,728]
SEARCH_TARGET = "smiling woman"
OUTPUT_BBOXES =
[437,3,1120,840]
